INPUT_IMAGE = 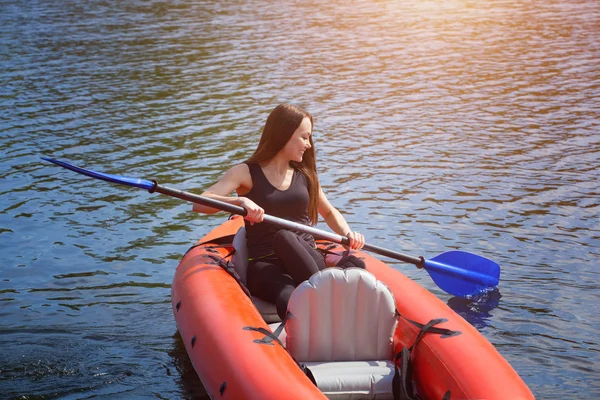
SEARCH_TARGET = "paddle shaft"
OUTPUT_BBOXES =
[153,184,424,267]
[38,157,422,265]
[42,157,500,297]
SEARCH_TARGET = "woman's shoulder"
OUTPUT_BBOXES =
[227,163,252,180]
[231,162,251,172]
[237,161,259,170]
[228,163,253,194]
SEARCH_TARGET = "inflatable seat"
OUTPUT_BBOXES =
[285,268,398,399]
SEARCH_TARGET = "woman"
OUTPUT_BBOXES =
[193,103,365,319]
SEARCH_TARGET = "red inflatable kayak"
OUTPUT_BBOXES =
[171,216,534,399]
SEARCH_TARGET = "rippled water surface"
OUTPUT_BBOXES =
[1,0,599,398]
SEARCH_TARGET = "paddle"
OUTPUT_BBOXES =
[42,157,500,297]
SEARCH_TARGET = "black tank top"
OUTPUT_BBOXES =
[243,162,314,259]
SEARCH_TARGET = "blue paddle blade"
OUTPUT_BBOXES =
[41,157,155,191]
[423,251,500,297]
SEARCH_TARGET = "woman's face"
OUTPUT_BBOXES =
[283,117,312,162]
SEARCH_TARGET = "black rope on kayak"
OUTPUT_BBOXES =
[182,234,236,257]
[392,318,460,400]
[270,313,288,341]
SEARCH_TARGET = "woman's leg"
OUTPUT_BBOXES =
[247,259,296,319]
[273,230,326,285]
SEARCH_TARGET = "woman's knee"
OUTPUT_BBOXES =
[273,230,297,248]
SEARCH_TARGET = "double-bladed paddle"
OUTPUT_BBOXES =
[42,157,500,297]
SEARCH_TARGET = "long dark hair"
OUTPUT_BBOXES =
[246,104,320,225]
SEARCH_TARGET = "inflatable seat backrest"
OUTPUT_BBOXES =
[285,268,398,362]
[231,226,249,285]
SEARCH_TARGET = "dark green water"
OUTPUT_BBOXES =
[1,0,599,398]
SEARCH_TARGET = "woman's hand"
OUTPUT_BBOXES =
[239,197,264,225]
[345,231,365,251]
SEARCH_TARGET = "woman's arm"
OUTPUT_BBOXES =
[193,164,264,223]
[318,188,364,250]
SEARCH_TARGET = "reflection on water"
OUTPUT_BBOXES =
[169,332,209,400]
[1,0,599,398]
[447,289,502,331]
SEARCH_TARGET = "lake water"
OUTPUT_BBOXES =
[1,0,599,398]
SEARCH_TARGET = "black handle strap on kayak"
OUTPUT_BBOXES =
[404,318,461,344]
[392,318,459,400]
[244,313,289,347]
[243,326,284,347]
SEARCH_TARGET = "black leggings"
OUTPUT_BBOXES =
[247,230,326,319]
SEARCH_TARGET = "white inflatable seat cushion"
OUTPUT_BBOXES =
[286,267,398,362]
[231,226,249,284]
[304,360,395,400]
